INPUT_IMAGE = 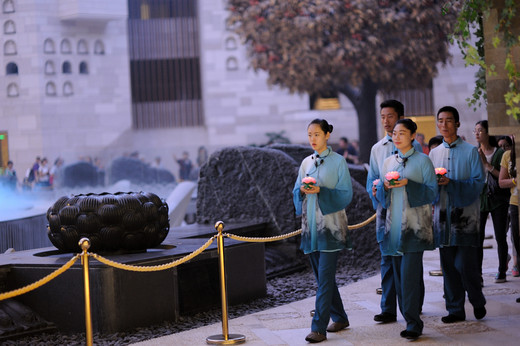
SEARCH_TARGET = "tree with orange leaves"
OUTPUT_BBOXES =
[227,0,460,162]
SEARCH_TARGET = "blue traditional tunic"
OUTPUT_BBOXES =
[376,148,437,255]
[293,147,353,254]
[429,137,485,247]
[366,135,424,242]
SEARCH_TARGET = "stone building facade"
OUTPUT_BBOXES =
[0,0,130,175]
[0,0,487,178]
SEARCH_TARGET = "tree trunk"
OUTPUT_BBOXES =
[339,78,379,164]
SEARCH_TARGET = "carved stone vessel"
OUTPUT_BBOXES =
[46,192,169,253]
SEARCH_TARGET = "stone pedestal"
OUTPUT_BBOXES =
[0,223,267,333]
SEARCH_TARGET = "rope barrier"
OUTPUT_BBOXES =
[0,254,80,301]
[225,229,302,243]
[91,235,217,272]
[225,213,376,243]
[348,213,377,230]
[0,213,376,300]
[0,212,376,346]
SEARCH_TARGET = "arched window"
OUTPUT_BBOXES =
[44,60,55,75]
[94,40,105,55]
[77,39,88,54]
[226,57,238,71]
[4,19,15,34]
[2,0,15,14]
[225,37,237,50]
[62,61,72,74]
[7,82,18,97]
[44,38,55,54]
[60,39,72,54]
[79,61,88,74]
[6,62,17,75]
[45,82,57,96]
[63,81,73,96]
[4,40,16,55]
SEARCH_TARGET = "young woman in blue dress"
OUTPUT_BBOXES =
[373,118,437,340]
[293,118,353,343]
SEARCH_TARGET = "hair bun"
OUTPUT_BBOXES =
[329,125,333,133]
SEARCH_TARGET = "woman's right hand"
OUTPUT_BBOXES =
[437,175,450,186]
[300,184,319,194]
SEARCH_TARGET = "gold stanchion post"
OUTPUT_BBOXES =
[206,221,246,345]
[79,238,93,346]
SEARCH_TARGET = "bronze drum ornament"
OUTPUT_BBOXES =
[46,192,169,253]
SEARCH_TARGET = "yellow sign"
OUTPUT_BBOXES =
[407,116,437,142]
[314,97,340,110]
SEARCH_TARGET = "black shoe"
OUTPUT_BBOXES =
[441,314,465,323]
[474,306,486,320]
[374,312,397,323]
[495,272,507,283]
[516,297,520,303]
[400,330,421,340]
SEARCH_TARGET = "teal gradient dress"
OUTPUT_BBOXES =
[293,147,353,254]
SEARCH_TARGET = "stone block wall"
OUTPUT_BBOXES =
[0,0,131,173]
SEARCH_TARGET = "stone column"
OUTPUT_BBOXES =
[484,0,520,182]
[485,0,520,135]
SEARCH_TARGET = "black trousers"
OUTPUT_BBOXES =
[479,206,509,275]
[510,205,520,258]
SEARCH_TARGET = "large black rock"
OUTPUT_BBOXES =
[62,162,101,188]
[345,178,378,262]
[269,143,368,188]
[46,192,169,253]
[348,164,368,191]
[267,143,313,167]
[196,146,300,235]
[196,145,377,250]
[108,157,175,185]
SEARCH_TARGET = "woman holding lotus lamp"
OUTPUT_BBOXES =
[373,118,437,340]
[293,118,353,343]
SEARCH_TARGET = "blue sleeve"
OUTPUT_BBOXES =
[293,166,304,216]
[407,157,438,207]
[318,160,353,215]
[374,179,388,208]
[379,183,391,209]
[366,148,380,210]
[447,147,486,208]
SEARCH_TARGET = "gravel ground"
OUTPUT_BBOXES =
[2,244,379,345]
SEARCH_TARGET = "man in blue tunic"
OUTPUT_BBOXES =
[429,106,487,323]
[366,100,423,323]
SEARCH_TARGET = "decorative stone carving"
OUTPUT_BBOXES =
[46,192,170,253]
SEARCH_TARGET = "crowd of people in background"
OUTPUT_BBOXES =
[0,145,211,192]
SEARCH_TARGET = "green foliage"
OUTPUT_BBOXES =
[227,0,459,94]
[450,0,520,119]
